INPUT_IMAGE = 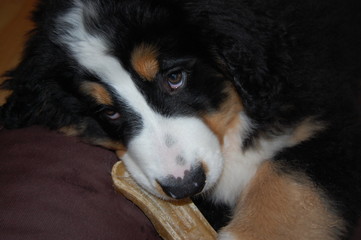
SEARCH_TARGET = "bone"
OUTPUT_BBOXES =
[111,161,217,240]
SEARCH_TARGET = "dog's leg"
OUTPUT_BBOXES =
[218,161,345,240]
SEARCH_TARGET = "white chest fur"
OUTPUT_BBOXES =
[210,113,295,207]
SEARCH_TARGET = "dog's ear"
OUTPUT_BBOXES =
[0,26,85,130]
[0,0,87,130]
[196,4,292,124]
[0,1,124,151]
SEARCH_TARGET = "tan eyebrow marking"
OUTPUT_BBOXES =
[80,81,113,105]
[131,43,159,81]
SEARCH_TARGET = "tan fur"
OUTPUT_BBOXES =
[115,149,127,158]
[131,43,159,81]
[0,89,12,106]
[291,118,326,145]
[58,125,85,137]
[59,125,127,156]
[93,139,127,158]
[93,139,126,153]
[201,161,210,175]
[221,161,345,240]
[202,85,243,144]
[80,82,113,105]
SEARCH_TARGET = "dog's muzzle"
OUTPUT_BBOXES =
[157,165,206,199]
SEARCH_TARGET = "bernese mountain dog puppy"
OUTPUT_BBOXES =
[1,0,360,239]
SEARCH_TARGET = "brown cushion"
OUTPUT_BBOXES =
[0,126,161,240]
[352,219,361,240]
[1,125,360,240]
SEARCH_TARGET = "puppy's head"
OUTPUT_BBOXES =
[0,0,244,200]
[67,1,245,199]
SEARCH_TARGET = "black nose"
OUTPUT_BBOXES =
[158,165,206,199]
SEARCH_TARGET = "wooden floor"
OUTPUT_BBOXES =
[0,0,38,104]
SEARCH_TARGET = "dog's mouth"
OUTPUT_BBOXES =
[121,150,223,201]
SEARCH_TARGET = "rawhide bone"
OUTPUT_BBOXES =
[112,161,217,240]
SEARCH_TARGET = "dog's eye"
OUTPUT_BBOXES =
[103,109,121,120]
[166,71,187,91]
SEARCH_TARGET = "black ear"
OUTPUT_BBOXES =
[0,24,84,130]
[196,3,292,124]
[0,1,125,151]
[0,0,86,130]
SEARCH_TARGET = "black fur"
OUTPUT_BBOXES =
[189,0,361,237]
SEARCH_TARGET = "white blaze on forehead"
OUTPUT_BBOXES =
[57,0,152,117]
[57,1,224,198]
